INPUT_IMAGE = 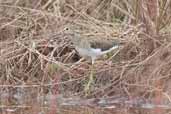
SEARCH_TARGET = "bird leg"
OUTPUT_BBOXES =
[91,57,96,65]
[84,63,95,96]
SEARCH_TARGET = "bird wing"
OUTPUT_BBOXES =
[89,39,119,51]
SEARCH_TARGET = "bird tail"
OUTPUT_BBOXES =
[101,45,119,55]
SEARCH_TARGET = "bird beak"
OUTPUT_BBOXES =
[119,41,126,45]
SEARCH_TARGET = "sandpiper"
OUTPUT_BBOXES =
[63,26,123,64]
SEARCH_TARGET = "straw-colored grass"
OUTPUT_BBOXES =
[1,0,171,114]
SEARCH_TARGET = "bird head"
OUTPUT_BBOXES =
[63,26,74,35]
[63,25,82,46]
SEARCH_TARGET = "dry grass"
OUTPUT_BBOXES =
[1,0,171,114]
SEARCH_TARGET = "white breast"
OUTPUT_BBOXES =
[76,47,102,58]
[75,45,119,59]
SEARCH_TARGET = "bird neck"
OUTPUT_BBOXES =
[70,33,82,46]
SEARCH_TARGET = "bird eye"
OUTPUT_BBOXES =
[65,27,69,31]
